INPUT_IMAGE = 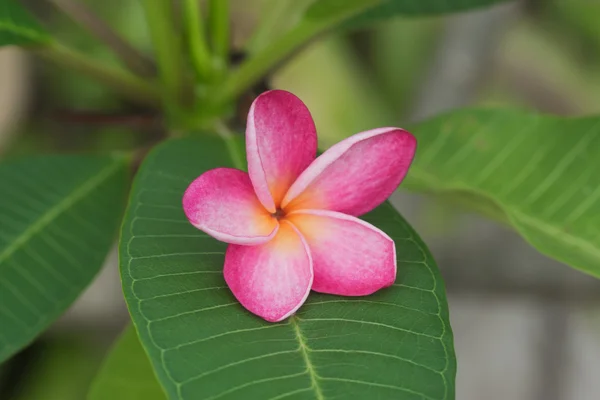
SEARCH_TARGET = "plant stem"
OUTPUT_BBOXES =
[245,0,294,54]
[38,42,160,107]
[183,0,212,80]
[208,0,229,76]
[214,0,377,105]
[213,21,316,104]
[214,121,244,170]
[141,0,183,109]
[48,0,155,76]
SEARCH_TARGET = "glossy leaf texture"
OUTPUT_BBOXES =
[405,109,600,278]
[0,155,128,362]
[120,138,456,400]
[0,0,51,46]
[89,326,166,400]
[304,0,513,29]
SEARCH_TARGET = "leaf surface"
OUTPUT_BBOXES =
[120,137,455,400]
[0,155,128,362]
[405,109,600,277]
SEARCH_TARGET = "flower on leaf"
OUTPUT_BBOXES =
[183,90,416,322]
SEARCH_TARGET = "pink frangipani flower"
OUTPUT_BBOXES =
[183,90,416,322]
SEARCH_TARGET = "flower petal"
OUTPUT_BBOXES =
[183,168,278,245]
[282,128,416,216]
[224,221,313,322]
[287,209,396,296]
[246,90,317,212]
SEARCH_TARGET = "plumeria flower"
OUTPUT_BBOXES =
[183,90,416,322]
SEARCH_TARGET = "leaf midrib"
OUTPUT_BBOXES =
[0,158,124,265]
[291,316,324,400]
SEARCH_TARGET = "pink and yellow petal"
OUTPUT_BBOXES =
[246,90,317,212]
[224,221,313,322]
[183,168,278,245]
[282,128,416,216]
[286,209,396,296]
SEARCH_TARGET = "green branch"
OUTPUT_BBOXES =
[183,0,212,80]
[245,0,299,53]
[47,0,154,76]
[38,42,160,107]
[214,0,377,105]
[141,0,183,109]
[208,0,229,76]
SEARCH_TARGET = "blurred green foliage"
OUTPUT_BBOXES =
[2,0,600,398]
[10,337,105,400]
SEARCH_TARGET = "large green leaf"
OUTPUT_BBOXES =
[305,0,513,29]
[120,138,455,400]
[405,109,600,277]
[0,155,128,362]
[89,326,166,400]
[0,0,51,46]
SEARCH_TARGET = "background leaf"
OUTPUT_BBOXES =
[0,155,128,362]
[305,0,513,29]
[405,109,600,278]
[120,138,456,400]
[88,326,166,400]
[10,336,105,400]
[0,0,51,47]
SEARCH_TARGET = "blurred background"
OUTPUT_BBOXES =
[2,0,600,399]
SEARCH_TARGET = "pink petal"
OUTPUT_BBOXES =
[282,128,416,216]
[183,168,278,245]
[224,221,313,322]
[287,209,396,296]
[247,90,317,212]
